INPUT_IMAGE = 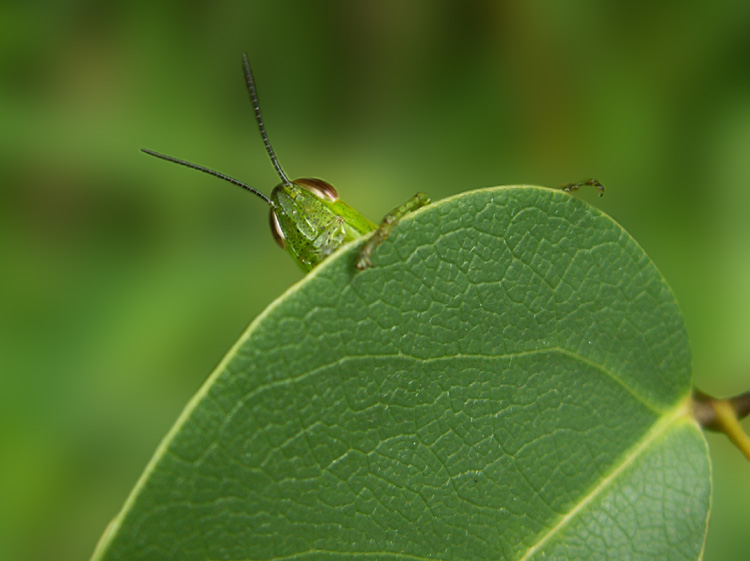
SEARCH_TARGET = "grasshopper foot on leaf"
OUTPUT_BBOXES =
[558,178,604,197]
[356,192,431,270]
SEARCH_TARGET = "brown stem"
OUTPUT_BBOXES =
[729,391,750,420]
[693,388,750,462]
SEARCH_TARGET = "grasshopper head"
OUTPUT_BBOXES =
[269,178,339,250]
[268,177,368,271]
[141,55,372,273]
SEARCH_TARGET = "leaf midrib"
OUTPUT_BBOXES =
[515,401,695,561]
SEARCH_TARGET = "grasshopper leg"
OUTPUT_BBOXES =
[356,192,431,270]
[557,178,604,197]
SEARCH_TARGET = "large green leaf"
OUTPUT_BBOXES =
[92,186,710,561]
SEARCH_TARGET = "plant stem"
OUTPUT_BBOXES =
[693,389,750,461]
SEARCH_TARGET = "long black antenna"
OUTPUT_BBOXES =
[242,53,291,186]
[140,149,272,206]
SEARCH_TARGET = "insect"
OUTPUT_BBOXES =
[142,54,429,272]
[143,54,602,273]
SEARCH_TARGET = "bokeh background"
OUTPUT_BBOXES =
[1,1,748,560]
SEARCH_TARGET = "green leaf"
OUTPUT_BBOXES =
[92,186,710,561]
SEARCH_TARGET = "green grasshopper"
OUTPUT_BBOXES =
[143,54,602,273]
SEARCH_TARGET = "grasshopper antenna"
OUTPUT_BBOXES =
[242,53,291,186]
[140,149,272,206]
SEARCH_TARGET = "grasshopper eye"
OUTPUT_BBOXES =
[269,209,285,249]
[295,178,339,202]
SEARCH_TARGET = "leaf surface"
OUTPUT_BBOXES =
[93,186,710,561]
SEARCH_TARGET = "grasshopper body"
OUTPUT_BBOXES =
[143,55,601,272]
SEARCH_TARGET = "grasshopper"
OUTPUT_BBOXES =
[143,54,601,272]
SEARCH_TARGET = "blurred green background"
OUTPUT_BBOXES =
[1,1,748,560]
